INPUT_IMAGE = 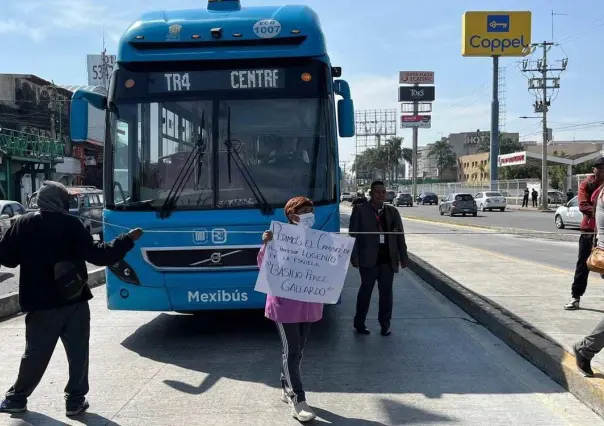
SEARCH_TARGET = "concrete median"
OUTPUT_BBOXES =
[407,253,604,420]
[0,268,106,322]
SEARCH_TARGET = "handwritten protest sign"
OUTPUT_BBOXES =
[254,221,355,304]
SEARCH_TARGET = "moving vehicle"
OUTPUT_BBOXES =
[0,201,26,237]
[386,190,396,204]
[340,192,354,202]
[439,193,477,217]
[394,193,413,207]
[417,192,438,205]
[69,0,355,312]
[554,196,581,229]
[474,191,506,212]
[27,186,104,238]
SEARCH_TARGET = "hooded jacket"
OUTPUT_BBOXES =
[0,181,135,312]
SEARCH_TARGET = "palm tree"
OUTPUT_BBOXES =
[427,139,457,179]
[384,137,404,184]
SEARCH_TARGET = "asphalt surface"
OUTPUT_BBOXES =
[0,254,601,424]
[395,203,579,236]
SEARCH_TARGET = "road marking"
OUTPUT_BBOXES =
[402,216,498,233]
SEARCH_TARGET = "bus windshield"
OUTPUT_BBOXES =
[106,59,335,211]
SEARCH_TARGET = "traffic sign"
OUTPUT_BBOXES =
[399,71,434,85]
[401,115,431,129]
[462,11,532,57]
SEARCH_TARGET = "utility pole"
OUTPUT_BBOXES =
[522,41,567,210]
[412,97,418,199]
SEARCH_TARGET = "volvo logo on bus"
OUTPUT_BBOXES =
[210,252,222,264]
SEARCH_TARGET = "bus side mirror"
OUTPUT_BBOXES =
[70,88,107,143]
[334,79,355,138]
[337,99,355,138]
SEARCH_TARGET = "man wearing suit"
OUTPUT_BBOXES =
[349,181,408,336]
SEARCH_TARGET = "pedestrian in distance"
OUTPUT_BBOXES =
[349,180,408,336]
[531,188,538,207]
[574,184,604,376]
[258,196,321,423]
[0,181,143,417]
[522,188,529,208]
[565,157,604,310]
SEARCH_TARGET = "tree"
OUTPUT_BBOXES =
[352,137,405,185]
[427,139,457,178]
[402,148,412,165]
[476,134,523,155]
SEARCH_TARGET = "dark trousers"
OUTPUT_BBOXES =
[532,197,537,207]
[5,302,90,405]
[276,322,312,404]
[522,196,529,207]
[354,263,395,329]
[576,316,604,360]
[572,234,594,299]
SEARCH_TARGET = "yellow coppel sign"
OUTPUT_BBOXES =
[462,11,532,57]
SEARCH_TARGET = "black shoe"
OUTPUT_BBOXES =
[381,327,392,336]
[66,400,89,417]
[354,325,370,335]
[0,399,26,414]
[573,344,594,377]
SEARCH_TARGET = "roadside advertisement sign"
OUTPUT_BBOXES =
[400,115,431,129]
[401,102,432,113]
[399,71,434,85]
[86,54,116,86]
[498,151,527,167]
[462,11,532,57]
[398,86,435,102]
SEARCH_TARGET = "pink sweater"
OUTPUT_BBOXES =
[257,244,323,324]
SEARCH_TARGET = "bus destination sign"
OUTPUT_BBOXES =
[149,69,286,93]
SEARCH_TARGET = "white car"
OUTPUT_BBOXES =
[474,191,507,212]
[554,196,581,229]
[0,200,26,237]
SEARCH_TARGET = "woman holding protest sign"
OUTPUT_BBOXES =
[258,196,322,423]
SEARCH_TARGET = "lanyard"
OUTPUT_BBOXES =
[375,210,383,232]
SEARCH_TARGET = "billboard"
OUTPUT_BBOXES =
[462,11,532,57]
[398,86,435,102]
[399,71,434,85]
[498,151,527,167]
[400,115,431,129]
[86,54,116,86]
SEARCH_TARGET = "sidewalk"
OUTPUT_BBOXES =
[505,204,557,213]
[406,234,604,371]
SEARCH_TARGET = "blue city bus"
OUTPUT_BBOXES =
[69,0,354,312]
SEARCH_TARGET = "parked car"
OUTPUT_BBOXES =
[554,196,581,229]
[417,192,438,205]
[352,193,367,206]
[340,192,354,202]
[395,193,413,207]
[27,186,104,239]
[539,190,564,205]
[439,193,478,217]
[474,191,507,212]
[386,190,396,204]
[0,200,26,237]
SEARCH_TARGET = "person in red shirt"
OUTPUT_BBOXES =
[564,157,604,310]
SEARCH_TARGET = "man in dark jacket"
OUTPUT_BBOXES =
[349,181,408,336]
[565,158,604,310]
[0,181,143,416]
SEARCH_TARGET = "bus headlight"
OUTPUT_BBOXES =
[108,260,141,285]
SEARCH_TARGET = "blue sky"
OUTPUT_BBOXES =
[1,0,603,166]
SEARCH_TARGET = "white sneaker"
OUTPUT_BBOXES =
[291,401,316,422]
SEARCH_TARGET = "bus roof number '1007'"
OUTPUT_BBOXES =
[118,5,328,63]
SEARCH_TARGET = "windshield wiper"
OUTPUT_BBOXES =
[157,110,207,219]
[223,107,274,216]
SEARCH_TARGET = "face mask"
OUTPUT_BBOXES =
[296,213,315,228]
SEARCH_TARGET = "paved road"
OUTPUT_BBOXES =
[0,269,601,424]
[395,203,580,236]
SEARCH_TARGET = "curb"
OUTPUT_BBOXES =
[402,214,579,243]
[0,268,106,322]
[407,253,604,420]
